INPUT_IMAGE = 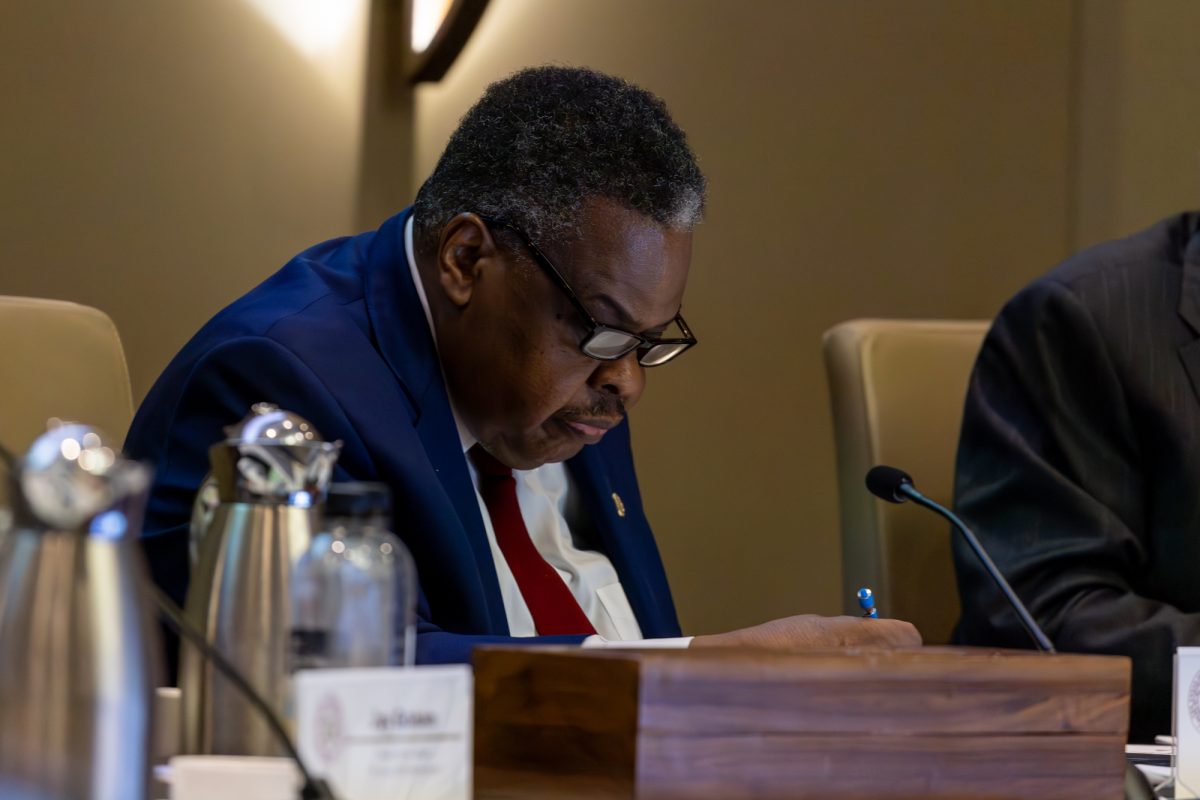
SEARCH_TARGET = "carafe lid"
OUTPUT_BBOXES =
[14,422,151,534]
[209,403,341,505]
[224,402,322,445]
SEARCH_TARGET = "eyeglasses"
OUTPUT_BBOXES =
[478,215,697,367]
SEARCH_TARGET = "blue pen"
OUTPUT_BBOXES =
[857,587,878,618]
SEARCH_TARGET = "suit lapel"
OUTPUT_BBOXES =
[566,440,666,636]
[1177,220,1200,406]
[363,209,440,409]
[1180,341,1200,408]
[411,383,498,597]
[362,208,506,630]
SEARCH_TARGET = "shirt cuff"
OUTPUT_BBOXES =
[581,635,694,649]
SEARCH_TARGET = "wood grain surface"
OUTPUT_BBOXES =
[474,646,1131,800]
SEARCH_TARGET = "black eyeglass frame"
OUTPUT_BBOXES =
[477,214,697,367]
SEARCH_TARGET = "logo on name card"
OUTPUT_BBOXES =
[313,692,346,765]
[1189,670,1200,733]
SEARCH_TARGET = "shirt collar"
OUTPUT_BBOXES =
[405,216,477,454]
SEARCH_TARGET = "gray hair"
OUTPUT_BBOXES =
[413,65,706,249]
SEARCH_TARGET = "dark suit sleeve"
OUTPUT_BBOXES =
[954,278,1200,740]
[135,335,589,669]
[414,604,586,664]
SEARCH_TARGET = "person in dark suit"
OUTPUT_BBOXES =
[127,66,919,666]
[953,211,1200,741]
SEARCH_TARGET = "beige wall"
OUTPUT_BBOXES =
[414,0,1075,632]
[1072,0,1200,249]
[3,1,1198,635]
[0,0,399,403]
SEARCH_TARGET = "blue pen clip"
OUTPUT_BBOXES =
[857,587,878,618]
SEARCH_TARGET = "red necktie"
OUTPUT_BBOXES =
[469,445,596,635]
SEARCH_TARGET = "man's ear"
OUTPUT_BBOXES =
[435,213,501,308]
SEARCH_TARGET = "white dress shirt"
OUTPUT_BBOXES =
[403,216,689,646]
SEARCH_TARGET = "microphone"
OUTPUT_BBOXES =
[863,465,1055,654]
[865,465,916,504]
[864,466,1160,800]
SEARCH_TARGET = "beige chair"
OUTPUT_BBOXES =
[0,296,133,456]
[823,319,989,644]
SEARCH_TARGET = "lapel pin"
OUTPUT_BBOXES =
[611,492,626,518]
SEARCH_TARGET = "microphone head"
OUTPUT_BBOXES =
[865,465,915,503]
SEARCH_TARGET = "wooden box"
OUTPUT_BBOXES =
[473,646,1130,799]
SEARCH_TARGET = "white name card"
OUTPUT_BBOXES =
[1176,647,1200,797]
[294,665,472,800]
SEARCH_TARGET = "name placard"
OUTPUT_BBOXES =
[1176,647,1200,797]
[294,665,472,800]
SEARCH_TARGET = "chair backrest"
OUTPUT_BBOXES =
[0,296,133,456]
[822,318,988,644]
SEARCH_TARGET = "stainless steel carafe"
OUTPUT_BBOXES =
[0,424,161,800]
[180,403,339,756]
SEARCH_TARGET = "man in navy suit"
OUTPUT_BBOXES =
[127,66,919,666]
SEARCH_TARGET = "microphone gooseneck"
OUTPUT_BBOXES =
[148,585,336,800]
[865,465,1160,800]
[864,464,1055,654]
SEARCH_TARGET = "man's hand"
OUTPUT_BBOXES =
[690,615,922,650]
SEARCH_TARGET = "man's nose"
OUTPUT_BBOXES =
[589,351,645,408]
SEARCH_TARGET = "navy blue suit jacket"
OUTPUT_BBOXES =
[125,207,682,665]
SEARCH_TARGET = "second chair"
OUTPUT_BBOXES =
[823,318,988,644]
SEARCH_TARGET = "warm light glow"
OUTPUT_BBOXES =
[242,0,370,110]
[244,0,360,57]
[412,0,454,53]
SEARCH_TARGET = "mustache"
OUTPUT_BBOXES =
[559,397,626,422]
